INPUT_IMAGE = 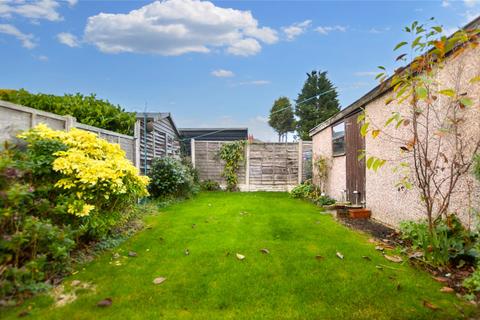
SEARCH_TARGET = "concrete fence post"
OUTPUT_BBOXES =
[298,140,303,184]
[245,142,250,191]
[65,116,76,131]
[134,120,141,170]
[191,139,196,169]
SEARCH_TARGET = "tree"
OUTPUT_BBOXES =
[268,97,296,142]
[360,20,480,232]
[295,71,340,140]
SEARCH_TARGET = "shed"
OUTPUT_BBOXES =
[135,112,181,174]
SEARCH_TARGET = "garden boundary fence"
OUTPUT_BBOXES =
[0,100,140,168]
[191,140,312,191]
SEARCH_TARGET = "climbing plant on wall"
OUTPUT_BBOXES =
[219,141,246,191]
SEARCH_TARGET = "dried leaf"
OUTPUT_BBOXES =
[128,251,137,257]
[153,277,167,285]
[315,255,324,260]
[184,249,190,256]
[384,255,403,263]
[336,252,344,260]
[433,276,449,283]
[423,300,440,310]
[440,287,454,293]
[236,253,245,260]
[97,298,112,308]
[18,310,30,317]
[375,246,385,252]
[260,248,270,254]
[362,256,372,261]
[71,280,81,287]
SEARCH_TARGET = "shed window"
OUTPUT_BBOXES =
[332,122,345,156]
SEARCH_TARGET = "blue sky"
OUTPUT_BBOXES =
[1,0,479,141]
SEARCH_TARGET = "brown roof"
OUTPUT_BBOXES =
[309,15,480,137]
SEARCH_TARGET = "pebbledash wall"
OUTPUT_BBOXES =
[311,33,480,228]
[191,140,312,191]
[0,100,140,168]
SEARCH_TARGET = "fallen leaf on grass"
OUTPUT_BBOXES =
[71,280,81,287]
[396,283,402,291]
[315,255,324,260]
[128,251,137,257]
[336,252,344,259]
[423,300,440,311]
[185,249,190,256]
[375,246,384,252]
[408,251,423,259]
[368,238,377,244]
[384,255,403,263]
[17,310,30,317]
[440,287,454,293]
[433,276,449,283]
[362,256,372,261]
[97,298,112,308]
[260,248,270,254]
[153,277,167,285]
[236,253,245,260]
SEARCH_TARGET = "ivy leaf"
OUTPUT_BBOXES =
[360,122,370,136]
[438,89,455,97]
[470,76,480,83]
[416,87,428,99]
[459,98,473,107]
[367,157,374,169]
[394,41,408,51]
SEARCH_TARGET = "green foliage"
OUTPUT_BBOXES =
[268,97,296,141]
[0,89,135,135]
[473,154,480,182]
[200,179,221,191]
[313,155,330,192]
[148,157,197,199]
[295,71,340,140]
[290,180,336,207]
[464,268,480,293]
[219,141,246,191]
[0,127,148,301]
[399,216,478,267]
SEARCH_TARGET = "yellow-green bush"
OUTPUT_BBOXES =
[19,124,149,218]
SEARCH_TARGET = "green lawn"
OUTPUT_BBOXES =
[2,192,475,319]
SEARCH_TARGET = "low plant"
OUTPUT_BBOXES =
[399,216,478,267]
[0,124,149,301]
[315,195,336,206]
[200,180,221,191]
[148,157,197,199]
[290,180,320,199]
[218,141,246,191]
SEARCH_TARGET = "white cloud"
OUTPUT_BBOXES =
[464,0,478,7]
[315,25,347,35]
[66,0,78,6]
[369,27,391,34]
[57,32,80,47]
[354,71,377,77]
[0,23,35,48]
[211,69,235,78]
[282,19,311,41]
[442,0,450,7]
[235,80,270,86]
[34,54,48,61]
[83,0,278,56]
[0,0,62,21]
[226,38,261,56]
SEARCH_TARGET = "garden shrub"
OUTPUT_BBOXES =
[219,141,246,191]
[200,180,221,191]
[290,180,336,207]
[0,124,149,300]
[148,157,197,199]
[0,89,136,135]
[399,216,478,267]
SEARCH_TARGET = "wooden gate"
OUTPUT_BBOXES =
[345,113,366,205]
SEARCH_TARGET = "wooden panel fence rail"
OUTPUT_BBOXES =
[0,100,140,168]
[192,139,313,191]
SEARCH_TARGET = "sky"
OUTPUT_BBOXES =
[1,0,479,141]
